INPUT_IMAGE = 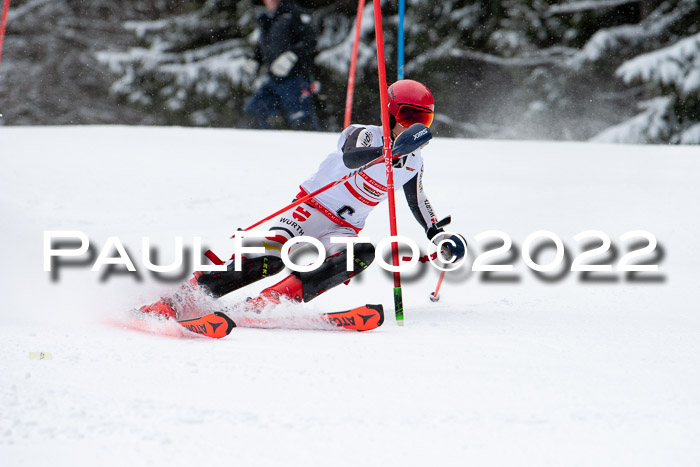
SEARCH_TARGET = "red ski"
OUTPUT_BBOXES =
[114,310,236,339]
[324,304,384,331]
[177,312,237,338]
[125,304,383,338]
[230,304,385,332]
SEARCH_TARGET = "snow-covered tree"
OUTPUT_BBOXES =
[3,0,699,143]
[561,0,699,143]
[0,0,173,124]
[95,1,374,129]
[593,29,700,143]
[96,0,258,127]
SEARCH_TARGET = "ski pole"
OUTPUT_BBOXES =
[429,270,445,302]
[427,215,453,302]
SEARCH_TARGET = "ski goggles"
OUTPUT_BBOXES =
[395,105,434,128]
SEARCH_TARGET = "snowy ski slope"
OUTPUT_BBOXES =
[1,126,699,466]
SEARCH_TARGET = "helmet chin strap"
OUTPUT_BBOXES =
[391,123,409,140]
[389,113,398,139]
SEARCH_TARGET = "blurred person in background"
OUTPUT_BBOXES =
[242,0,320,131]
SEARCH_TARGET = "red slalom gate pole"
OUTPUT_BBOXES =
[0,0,10,71]
[344,0,365,128]
[372,0,405,325]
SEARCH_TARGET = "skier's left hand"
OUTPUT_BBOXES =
[438,234,466,263]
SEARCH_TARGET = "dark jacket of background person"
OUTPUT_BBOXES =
[252,1,316,80]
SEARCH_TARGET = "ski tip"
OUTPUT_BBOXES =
[325,304,384,331]
[214,311,237,332]
[396,320,405,327]
[368,304,385,328]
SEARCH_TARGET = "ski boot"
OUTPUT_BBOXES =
[139,297,177,319]
[139,254,285,318]
[244,243,375,311]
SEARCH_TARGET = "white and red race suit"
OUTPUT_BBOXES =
[255,124,439,257]
[299,124,438,233]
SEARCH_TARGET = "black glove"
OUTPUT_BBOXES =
[426,216,465,262]
[426,215,451,241]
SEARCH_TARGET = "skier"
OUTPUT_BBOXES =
[242,0,321,131]
[141,79,465,318]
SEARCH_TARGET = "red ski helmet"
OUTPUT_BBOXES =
[388,79,435,128]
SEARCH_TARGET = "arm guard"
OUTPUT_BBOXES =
[342,127,383,169]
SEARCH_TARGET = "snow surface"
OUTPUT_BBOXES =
[1,126,699,466]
